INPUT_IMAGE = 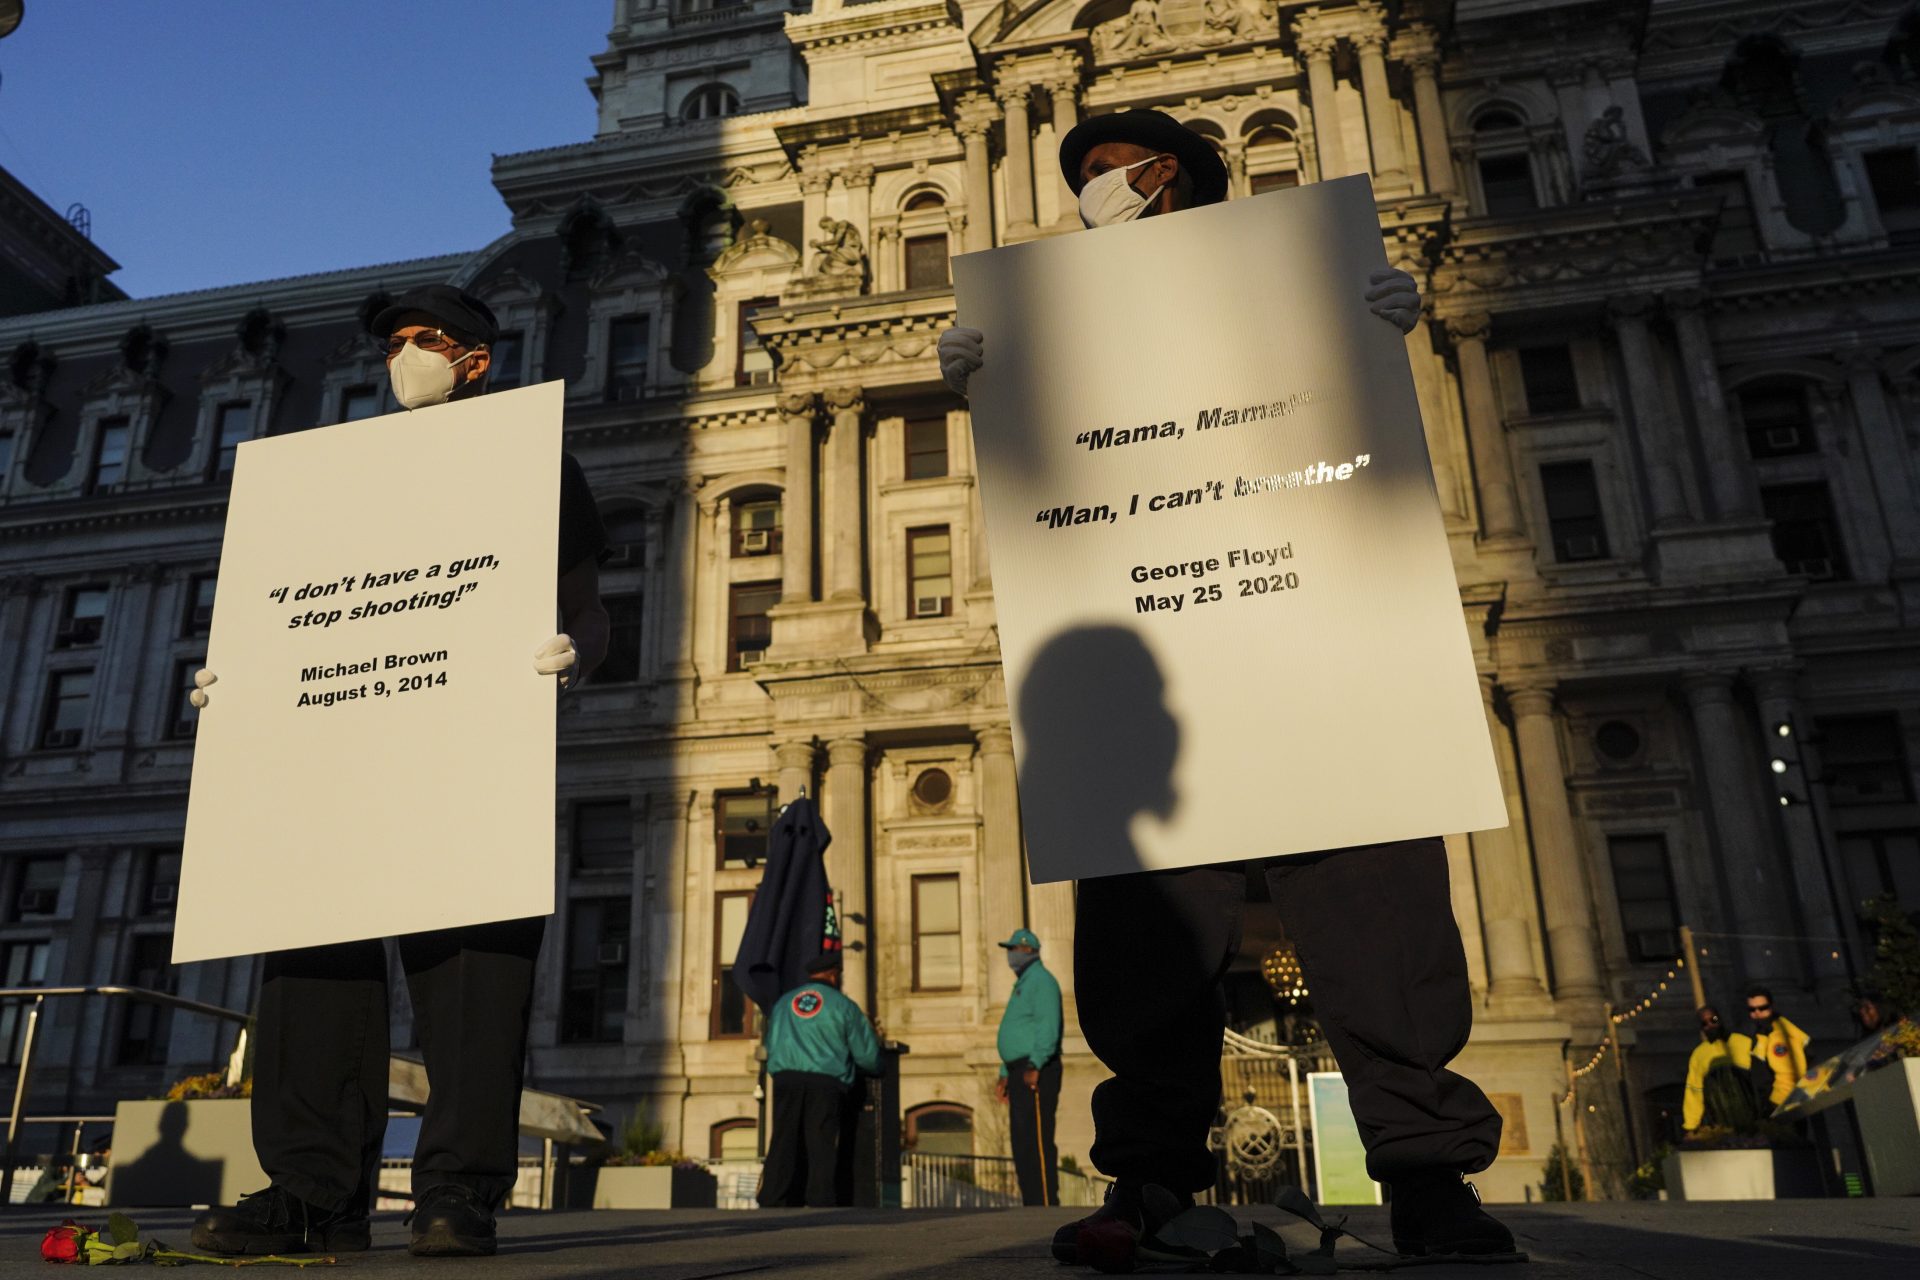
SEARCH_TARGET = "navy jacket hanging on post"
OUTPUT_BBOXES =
[732,796,839,1012]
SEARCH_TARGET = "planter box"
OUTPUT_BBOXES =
[590,1165,717,1210]
[1662,1147,1823,1201]
[109,1099,265,1208]
[1854,1058,1920,1197]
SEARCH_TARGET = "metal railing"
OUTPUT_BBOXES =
[901,1151,1111,1209]
[0,985,251,1206]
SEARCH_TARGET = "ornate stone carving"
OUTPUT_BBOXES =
[1092,0,1279,60]
[1443,312,1492,343]
[1581,105,1650,181]
[807,218,867,281]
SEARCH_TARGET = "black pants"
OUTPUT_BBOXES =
[759,1072,853,1207]
[1007,1057,1062,1206]
[251,916,546,1214]
[1077,837,1500,1192]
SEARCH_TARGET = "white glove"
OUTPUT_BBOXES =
[938,326,983,399]
[188,668,216,709]
[533,633,579,688]
[1365,267,1422,335]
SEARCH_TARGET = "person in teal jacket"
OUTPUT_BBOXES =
[995,928,1063,1205]
[758,951,881,1207]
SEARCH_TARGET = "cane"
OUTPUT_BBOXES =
[1030,1080,1051,1208]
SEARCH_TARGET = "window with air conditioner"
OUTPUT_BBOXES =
[1738,384,1816,458]
[56,586,108,648]
[170,659,204,739]
[1761,482,1849,580]
[88,417,130,494]
[561,895,631,1044]
[728,582,779,672]
[605,316,650,404]
[737,298,778,387]
[11,858,62,922]
[39,670,93,751]
[213,401,254,477]
[716,789,777,869]
[732,498,782,558]
[1539,462,1611,564]
[907,526,953,618]
[182,575,217,638]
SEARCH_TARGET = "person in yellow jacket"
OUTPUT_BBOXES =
[1745,985,1810,1107]
[1682,1006,1754,1132]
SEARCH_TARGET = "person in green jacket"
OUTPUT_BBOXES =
[995,928,1064,1205]
[758,951,881,1207]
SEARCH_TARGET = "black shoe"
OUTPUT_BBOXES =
[190,1185,371,1256]
[1050,1180,1192,1267]
[407,1183,498,1258]
[1389,1170,1521,1260]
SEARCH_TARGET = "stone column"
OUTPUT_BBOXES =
[1666,290,1761,520]
[825,736,872,1007]
[0,576,42,752]
[779,393,816,606]
[842,164,875,269]
[1476,679,1550,1001]
[798,168,832,247]
[1443,314,1524,540]
[1352,29,1409,192]
[823,386,865,603]
[956,100,997,253]
[1607,296,1691,527]
[1029,880,1077,1012]
[774,740,816,807]
[1841,348,1920,567]
[978,724,1025,1010]
[1682,672,1797,989]
[1225,141,1249,198]
[1402,37,1454,195]
[1407,316,1466,523]
[94,563,162,749]
[664,478,702,682]
[1046,60,1083,229]
[1298,32,1348,180]
[996,82,1039,240]
[961,409,992,588]
[1507,684,1605,1002]
[1747,667,1852,996]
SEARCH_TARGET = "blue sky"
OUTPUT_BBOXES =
[0,2,612,298]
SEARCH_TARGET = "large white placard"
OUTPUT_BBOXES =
[953,175,1506,884]
[175,382,564,962]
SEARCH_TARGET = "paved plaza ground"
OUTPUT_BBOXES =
[0,1199,1915,1277]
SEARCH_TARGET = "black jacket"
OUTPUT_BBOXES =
[732,797,837,1012]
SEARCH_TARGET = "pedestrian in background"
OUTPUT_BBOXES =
[1682,1005,1755,1133]
[994,928,1063,1206]
[758,951,880,1207]
[1746,985,1810,1110]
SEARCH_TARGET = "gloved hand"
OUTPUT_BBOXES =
[1365,267,1422,334]
[187,668,216,709]
[533,633,579,688]
[938,326,983,398]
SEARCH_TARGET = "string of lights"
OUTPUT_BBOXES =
[1611,956,1687,1024]
[1557,1040,1611,1106]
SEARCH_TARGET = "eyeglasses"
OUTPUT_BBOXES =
[384,329,466,357]
[1747,1003,1772,1013]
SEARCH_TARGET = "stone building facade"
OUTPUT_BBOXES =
[3,0,1920,1201]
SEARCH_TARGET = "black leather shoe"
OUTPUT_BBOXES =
[1389,1170,1521,1260]
[190,1185,371,1255]
[1050,1180,1192,1266]
[407,1183,498,1257]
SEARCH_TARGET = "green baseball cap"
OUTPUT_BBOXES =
[997,928,1041,950]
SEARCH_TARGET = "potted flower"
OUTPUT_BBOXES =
[1661,1121,1821,1201]
[1847,898,1920,1195]
[589,1117,717,1209]
[108,1073,264,1208]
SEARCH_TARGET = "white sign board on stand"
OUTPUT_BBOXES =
[175,382,564,963]
[952,175,1506,884]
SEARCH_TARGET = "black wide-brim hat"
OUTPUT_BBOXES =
[369,283,500,347]
[1060,108,1230,207]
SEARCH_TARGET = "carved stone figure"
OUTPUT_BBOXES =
[1107,0,1176,57]
[1196,0,1253,46]
[808,217,866,279]
[1581,105,1649,180]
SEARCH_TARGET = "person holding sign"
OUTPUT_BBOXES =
[189,285,610,1259]
[938,111,1516,1264]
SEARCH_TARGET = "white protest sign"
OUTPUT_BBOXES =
[175,382,564,963]
[953,175,1505,884]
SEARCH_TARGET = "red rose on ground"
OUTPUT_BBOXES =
[40,1221,89,1263]
[1078,1217,1139,1274]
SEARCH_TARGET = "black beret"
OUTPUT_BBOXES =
[369,284,499,347]
[1060,109,1231,208]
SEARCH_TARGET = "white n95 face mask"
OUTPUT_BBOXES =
[1078,155,1169,229]
[388,342,475,410]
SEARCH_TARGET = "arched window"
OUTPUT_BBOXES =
[904,189,947,212]
[1473,109,1525,133]
[904,1103,973,1156]
[683,84,741,121]
[602,505,649,569]
[1246,125,1300,194]
[731,489,782,558]
[710,1118,758,1160]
